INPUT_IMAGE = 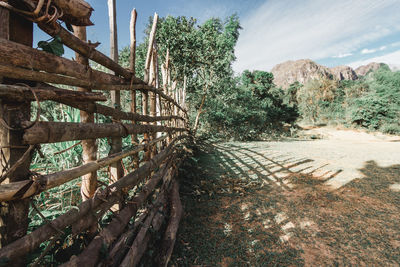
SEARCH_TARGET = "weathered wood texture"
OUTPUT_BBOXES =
[0,83,106,102]
[0,136,168,202]
[0,11,32,255]
[156,180,183,266]
[63,161,174,267]
[73,25,97,201]
[22,121,186,144]
[0,136,185,262]
[0,4,189,266]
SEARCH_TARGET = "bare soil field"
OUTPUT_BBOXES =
[171,127,400,266]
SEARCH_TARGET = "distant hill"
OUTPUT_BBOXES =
[271,59,387,89]
[271,59,332,89]
[355,62,389,76]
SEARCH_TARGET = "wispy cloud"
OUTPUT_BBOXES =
[333,53,353,58]
[361,45,387,54]
[361,48,376,54]
[349,49,400,69]
[233,0,400,72]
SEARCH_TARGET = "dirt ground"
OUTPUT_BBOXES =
[170,127,400,266]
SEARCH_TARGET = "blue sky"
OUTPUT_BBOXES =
[34,0,400,72]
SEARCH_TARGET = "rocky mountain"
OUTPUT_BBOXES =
[271,59,387,89]
[329,66,358,81]
[355,62,387,77]
[271,59,332,89]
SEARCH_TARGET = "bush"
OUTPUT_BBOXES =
[201,70,298,140]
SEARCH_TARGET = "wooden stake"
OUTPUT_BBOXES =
[73,25,98,201]
[130,8,139,168]
[0,11,32,258]
[107,0,123,185]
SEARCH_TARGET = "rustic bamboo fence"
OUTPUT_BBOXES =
[0,1,189,266]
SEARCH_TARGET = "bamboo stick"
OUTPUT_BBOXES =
[0,136,168,202]
[22,121,186,144]
[0,83,106,102]
[0,136,185,261]
[73,25,97,201]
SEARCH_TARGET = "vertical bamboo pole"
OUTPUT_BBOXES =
[73,26,98,201]
[0,10,32,263]
[129,8,139,169]
[107,0,123,183]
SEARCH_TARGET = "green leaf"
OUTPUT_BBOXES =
[37,36,64,56]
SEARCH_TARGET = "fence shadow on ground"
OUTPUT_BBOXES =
[171,142,400,266]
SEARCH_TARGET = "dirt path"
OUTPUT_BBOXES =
[171,129,400,266]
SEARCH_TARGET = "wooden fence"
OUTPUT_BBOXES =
[0,1,189,266]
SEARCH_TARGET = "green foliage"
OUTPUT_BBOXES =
[349,69,400,131]
[203,70,298,140]
[38,36,64,56]
[293,67,400,134]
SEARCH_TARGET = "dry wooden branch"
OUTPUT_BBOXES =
[120,190,167,267]
[144,13,158,83]
[0,63,187,112]
[59,100,185,123]
[0,83,106,102]
[0,136,186,261]
[156,180,183,266]
[37,19,133,80]
[0,135,169,202]
[106,210,147,267]
[22,121,187,144]
[52,0,94,26]
[0,38,126,86]
[62,160,174,267]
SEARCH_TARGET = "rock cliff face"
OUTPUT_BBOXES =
[329,66,358,81]
[271,59,388,89]
[271,59,333,89]
[355,62,385,76]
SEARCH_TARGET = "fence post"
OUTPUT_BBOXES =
[107,0,124,184]
[130,8,139,169]
[0,8,32,260]
[73,26,98,201]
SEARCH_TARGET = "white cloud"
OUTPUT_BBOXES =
[333,53,353,58]
[379,46,387,51]
[361,48,376,54]
[233,0,400,72]
[348,49,400,69]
